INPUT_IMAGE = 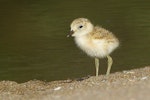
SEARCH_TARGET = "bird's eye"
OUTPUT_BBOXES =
[79,25,83,28]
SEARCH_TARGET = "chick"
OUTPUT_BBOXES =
[68,18,119,76]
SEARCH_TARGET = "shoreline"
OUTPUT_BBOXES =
[0,66,150,100]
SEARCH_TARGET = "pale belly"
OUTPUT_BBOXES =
[74,37,118,58]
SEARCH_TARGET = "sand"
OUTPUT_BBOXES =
[0,66,150,100]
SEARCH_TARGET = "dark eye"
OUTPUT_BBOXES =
[79,25,83,28]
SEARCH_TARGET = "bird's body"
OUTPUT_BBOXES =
[74,26,119,58]
[68,18,119,76]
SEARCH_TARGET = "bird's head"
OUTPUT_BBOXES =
[67,18,94,37]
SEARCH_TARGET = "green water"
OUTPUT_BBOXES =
[0,0,150,82]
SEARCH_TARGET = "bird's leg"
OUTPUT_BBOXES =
[95,58,99,77]
[106,55,113,75]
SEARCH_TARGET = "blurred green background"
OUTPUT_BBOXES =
[0,0,150,82]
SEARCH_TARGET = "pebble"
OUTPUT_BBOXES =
[54,87,62,91]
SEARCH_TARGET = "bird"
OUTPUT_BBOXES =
[67,18,119,76]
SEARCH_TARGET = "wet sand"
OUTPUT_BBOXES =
[0,66,150,100]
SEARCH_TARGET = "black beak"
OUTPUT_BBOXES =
[67,30,74,37]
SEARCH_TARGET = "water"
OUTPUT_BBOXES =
[0,0,150,82]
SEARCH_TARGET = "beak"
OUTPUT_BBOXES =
[67,30,74,37]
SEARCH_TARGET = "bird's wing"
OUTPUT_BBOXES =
[91,26,115,40]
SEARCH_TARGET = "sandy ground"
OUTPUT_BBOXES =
[0,66,150,100]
